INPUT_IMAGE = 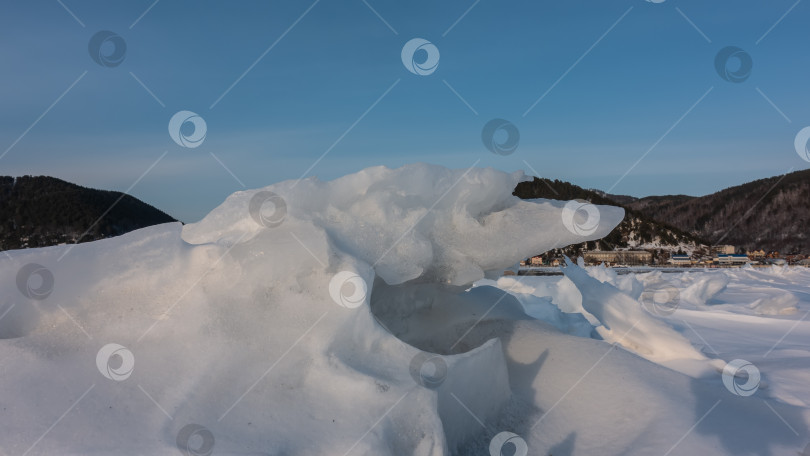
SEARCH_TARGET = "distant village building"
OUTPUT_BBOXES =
[584,250,652,266]
[619,251,653,265]
[669,254,692,266]
[747,249,766,259]
[717,254,749,265]
[530,256,544,266]
[714,245,736,255]
[584,251,616,264]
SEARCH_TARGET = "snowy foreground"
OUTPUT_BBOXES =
[1,164,808,455]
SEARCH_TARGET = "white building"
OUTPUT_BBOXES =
[669,254,692,266]
[584,250,652,266]
[717,254,748,265]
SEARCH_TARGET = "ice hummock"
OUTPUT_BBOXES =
[182,164,624,285]
[0,164,807,455]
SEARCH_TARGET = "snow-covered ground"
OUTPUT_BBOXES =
[1,164,808,455]
[477,264,810,455]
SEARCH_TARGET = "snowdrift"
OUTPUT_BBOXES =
[1,164,807,455]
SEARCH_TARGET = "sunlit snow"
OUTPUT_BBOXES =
[1,164,807,455]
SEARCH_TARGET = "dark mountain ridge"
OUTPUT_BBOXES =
[3,169,807,256]
[513,177,706,261]
[609,169,810,254]
[0,176,177,251]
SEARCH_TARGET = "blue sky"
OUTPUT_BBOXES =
[1,0,809,222]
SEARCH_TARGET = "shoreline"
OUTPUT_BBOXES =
[516,264,807,276]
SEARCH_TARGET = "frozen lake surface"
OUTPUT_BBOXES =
[1,164,807,455]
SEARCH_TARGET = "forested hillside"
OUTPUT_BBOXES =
[0,176,177,251]
[618,169,810,253]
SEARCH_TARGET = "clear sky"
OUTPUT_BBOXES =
[1,0,809,222]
